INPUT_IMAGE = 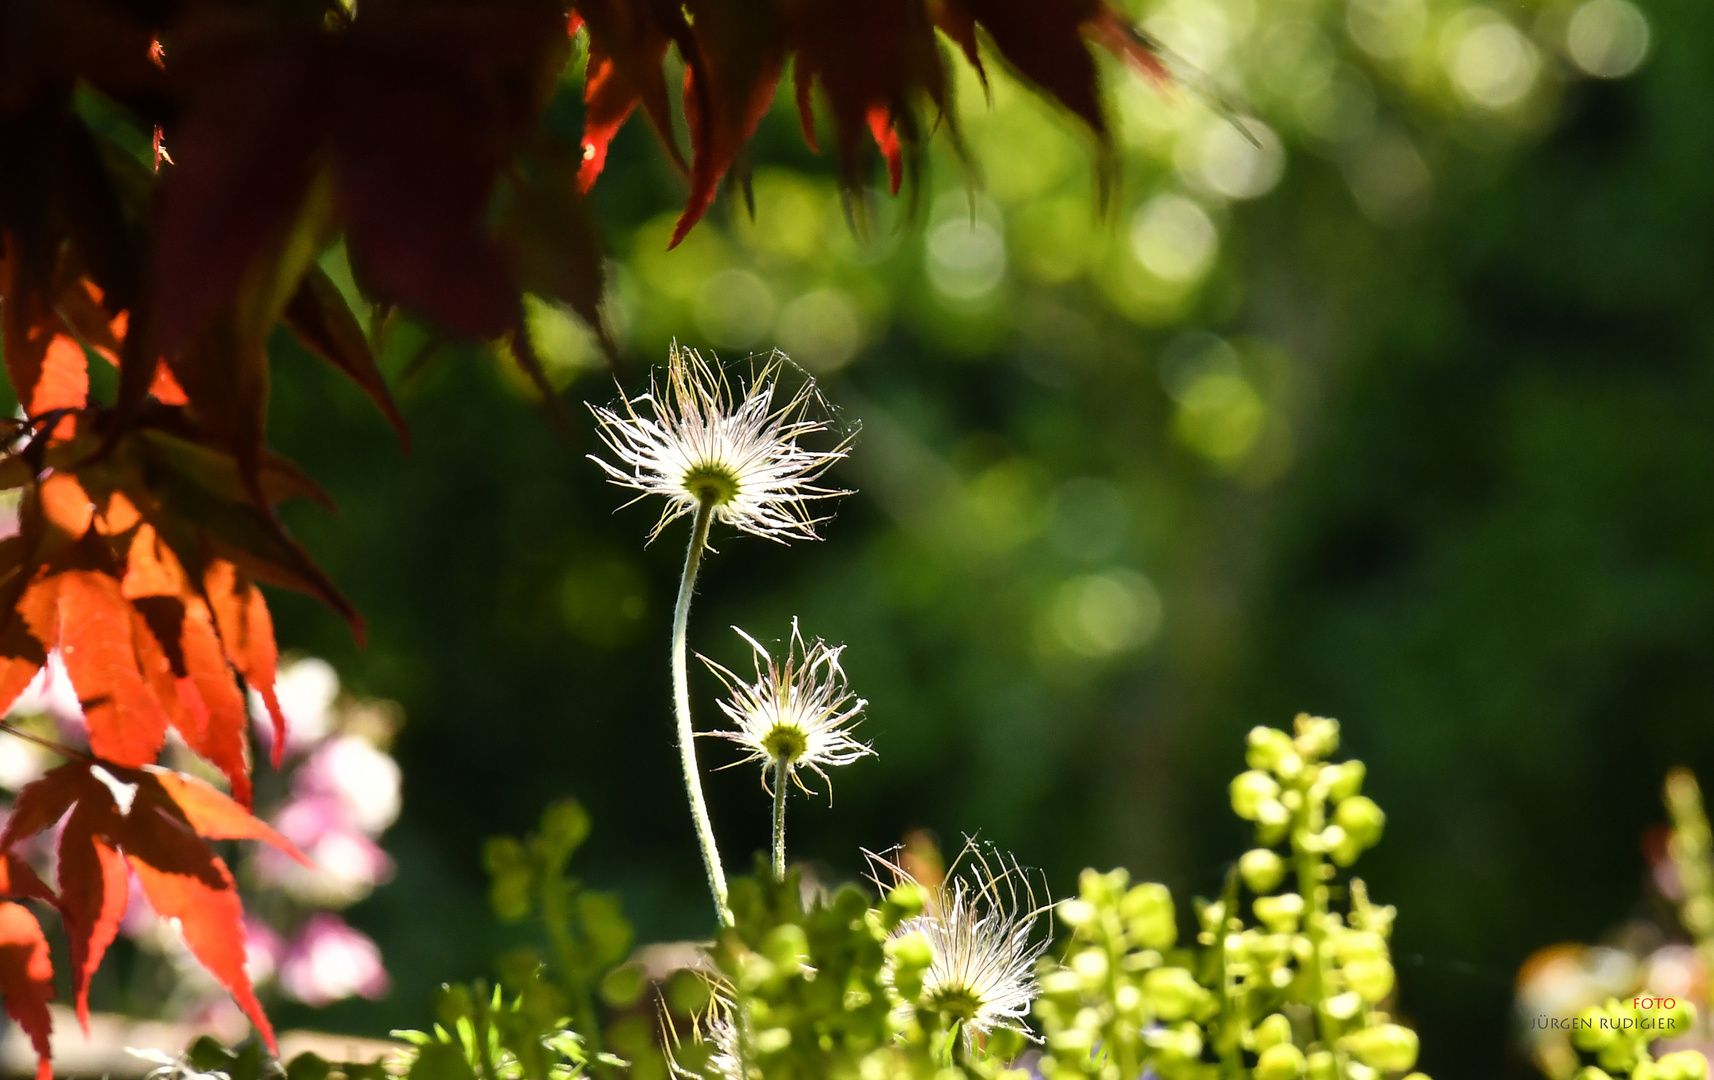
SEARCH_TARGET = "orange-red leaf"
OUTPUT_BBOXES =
[124,528,252,804]
[0,902,54,1080]
[53,570,170,766]
[40,473,95,539]
[148,769,307,863]
[0,855,55,908]
[7,761,301,1052]
[867,106,903,196]
[57,802,128,1030]
[204,560,288,766]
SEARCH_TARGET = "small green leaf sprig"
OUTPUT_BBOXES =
[1035,714,1428,1080]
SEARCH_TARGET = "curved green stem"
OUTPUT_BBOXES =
[673,498,731,926]
[771,757,789,880]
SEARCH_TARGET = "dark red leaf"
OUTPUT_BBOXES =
[671,0,785,245]
[575,0,687,192]
[282,268,411,451]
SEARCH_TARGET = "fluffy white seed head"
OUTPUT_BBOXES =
[702,619,873,793]
[870,844,1049,1043]
[588,344,852,543]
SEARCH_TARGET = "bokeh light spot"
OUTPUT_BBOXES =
[1566,0,1650,78]
[1130,195,1218,283]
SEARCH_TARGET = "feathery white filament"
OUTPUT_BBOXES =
[702,619,873,791]
[588,344,851,543]
[871,845,1048,1042]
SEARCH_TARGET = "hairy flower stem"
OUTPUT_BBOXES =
[771,757,789,879]
[673,497,731,926]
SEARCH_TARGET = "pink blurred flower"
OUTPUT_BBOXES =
[278,914,390,1007]
[294,736,401,837]
[259,795,394,906]
[252,658,340,761]
[244,918,286,985]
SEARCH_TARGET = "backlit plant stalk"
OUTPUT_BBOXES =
[589,345,850,925]
[703,619,871,882]
[672,497,727,920]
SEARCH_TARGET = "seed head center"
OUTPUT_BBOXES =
[763,724,808,765]
[927,986,984,1022]
[683,463,741,507]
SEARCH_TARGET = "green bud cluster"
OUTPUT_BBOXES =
[1037,714,1431,1080]
[1562,998,1705,1080]
[681,861,1029,1080]
[1666,769,1714,973]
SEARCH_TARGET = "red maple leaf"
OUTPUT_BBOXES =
[0,759,311,1051]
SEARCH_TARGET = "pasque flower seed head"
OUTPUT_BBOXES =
[588,343,852,543]
[702,619,872,793]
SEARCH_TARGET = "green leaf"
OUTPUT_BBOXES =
[409,1043,480,1080]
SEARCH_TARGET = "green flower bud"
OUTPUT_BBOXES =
[1142,966,1209,1021]
[1331,834,1364,867]
[1321,991,1363,1021]
[1254,893,1305,933]
[1233,771,1283,820]
[1326,760,1366,801]
[1079,867,1129,904]
[1241,849,1287,894]
[1248,727,1296,772]
[1293,714,1341,760]
[1334,930,1385,962]
[1256,1044,1308,1080]
[885,883,927,920]
[1306,1050,1337,1080]
[599,961,649,1007]
[1597,1037,1638,1075]
[1254,1013,1294,1050]
[763,924,811,972]
[1144,1022,1203,1060]
[887,930,934,973]
[1121,882,1178,949]
[1335,796,1387,847]
[1345,959,1396,1002]
[1058,899,1095,929]
[1071,947,1109,983]
[1040,967,1083,999]
[1574,1006,1615,1051]
[1664,998,1699,1034]
[1257,799,1292,831]
[1571,1071,1614,1080]
[1634,1064,1661,1080]
[753,1027,792,1054]
[1658,1052,1710,1080]
[1049,1028,1094,1057]
[1342,1024,1418,1072]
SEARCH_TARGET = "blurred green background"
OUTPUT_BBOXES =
[239,0,1713,1074]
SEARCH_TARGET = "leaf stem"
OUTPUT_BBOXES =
[771,757,788,880]
[0,721,87,762]
[672,497,731,926]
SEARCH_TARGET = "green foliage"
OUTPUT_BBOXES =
[482,799,637,1078]
[395,974,604,1080]
[1036,715,1426,1080]
[158,1036,388,1080]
